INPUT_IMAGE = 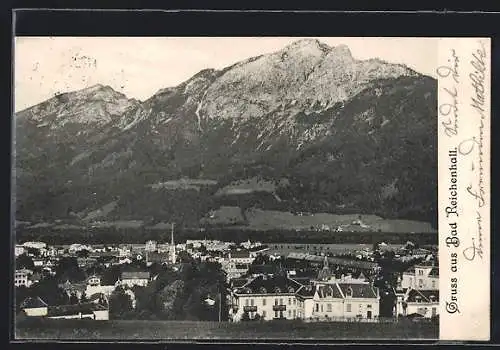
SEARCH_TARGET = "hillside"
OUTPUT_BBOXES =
[14,39,437,231]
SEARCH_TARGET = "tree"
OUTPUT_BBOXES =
[69,292,79,304]
[16,254,35,270]
[15,286,31,312]
[156,280,185,319]
[55,257,86,282]
[252,254,270,266]
[109,287,133,318]
[25,247,41,257]
[80,292,88,303]
[76,249,90,258]
[29,276,69,306]
[101,265,122,286]
[241,311,250,321]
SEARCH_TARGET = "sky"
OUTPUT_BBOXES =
[14,37,439,112]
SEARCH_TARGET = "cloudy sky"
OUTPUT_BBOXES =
[14,37,439,112]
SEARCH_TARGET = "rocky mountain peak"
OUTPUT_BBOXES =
[281,39,331,58]
[330,44,352,59]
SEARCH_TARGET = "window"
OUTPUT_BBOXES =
[293,299,296,305]
[288,310,291,317]
[274,311,279,318]
[280,298,283,305]
[275,299,279,305]
[346,304,352,312]
[288,298,291,305]
[418,279,423,288]
[262,310,266,318]
[245,299,249,306]
[262,298,266,306]
[250,299,254,306]
[367,304,372,309]
[316,303,319,312]
[320,304,324,312]
[419,270,423,276]
[327,303,332,312]
[432,280,436,289]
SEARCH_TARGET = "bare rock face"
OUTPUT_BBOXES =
[200,39,415,123]
[14,39,437,226]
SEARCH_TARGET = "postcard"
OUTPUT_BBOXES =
[12,36,490,342]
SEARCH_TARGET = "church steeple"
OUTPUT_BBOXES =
[169,223,176,263]
[318,255,332,281]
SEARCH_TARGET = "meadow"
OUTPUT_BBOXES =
[15,318,438,341]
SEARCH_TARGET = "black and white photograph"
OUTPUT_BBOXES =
[13,36,440,340]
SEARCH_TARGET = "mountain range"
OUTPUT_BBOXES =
[14,39,437,230]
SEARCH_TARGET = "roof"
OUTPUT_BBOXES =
[428,267,439,277]
[229,249,251,258]
[235,274,303,295]
[291,277,312,285]
[248,264,279,275]
[406,289,439,303]
[395,287,408,295]
[248,245,268,252]
[121,271,150,280]
[404,267,415,274]
[286,252,377,269]
[146,252,170,263]
[337,283,378,299]
[316,284,343,299]
[296,284,315,298]
[47,302,107,317]
[21,296,48,309]
[230,278,249,288]
[317,265,334,280]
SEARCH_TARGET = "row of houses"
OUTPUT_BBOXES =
[227,255,440,322]
[228,273,380,322]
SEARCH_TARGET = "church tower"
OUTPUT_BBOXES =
[169,223,176,264]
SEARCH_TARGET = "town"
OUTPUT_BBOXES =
[14,223,439,325]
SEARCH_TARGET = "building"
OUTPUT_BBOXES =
[20,297,109,320]
[145,240,157,252]
[228,272,380,322]
[120,271,150,288]
[221,261,250,282]
[15,269,33,288]
[145,251,170,265]
[23,241,47,250]
[396,289,439,318]
[229,274,303,322]
[268,243,372,255]
[59,280,87,300]
[227,249,255,265]
[400,265,439,290]
[20,297,48,316]
[85,275,117,298]
[46,303,109,320]
[68,244,91,254]
[15,245,25,257]
[312,282,379,320]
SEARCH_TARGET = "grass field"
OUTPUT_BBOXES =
[15,318,438,341]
